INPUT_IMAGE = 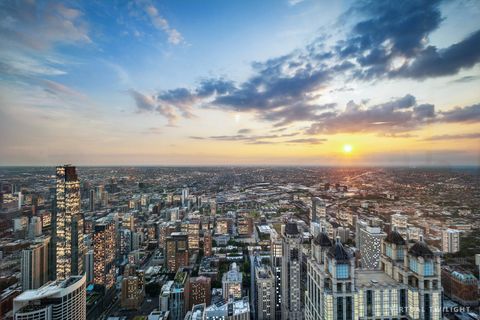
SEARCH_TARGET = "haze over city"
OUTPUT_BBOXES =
[1,0,480,166]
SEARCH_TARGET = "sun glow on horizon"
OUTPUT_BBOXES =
[343,144,353,153]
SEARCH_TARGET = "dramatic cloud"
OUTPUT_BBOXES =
[144,0,480,129]
[394,30,480,79]
[306,95,436,134]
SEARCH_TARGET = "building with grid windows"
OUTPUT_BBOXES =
[281,222,303,320]
[13,274,86,320]
[305,230,442,320]
[54,165,85,280]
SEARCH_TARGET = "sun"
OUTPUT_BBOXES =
[343,144,353,153]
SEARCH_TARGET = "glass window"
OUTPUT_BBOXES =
[424,261,434,276]
[336,264,349,279]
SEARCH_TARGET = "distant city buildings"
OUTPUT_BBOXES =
[442,229,461,253]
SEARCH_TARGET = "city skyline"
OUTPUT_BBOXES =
[1,0,480,166]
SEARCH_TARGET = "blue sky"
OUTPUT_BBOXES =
[0,0,479,165]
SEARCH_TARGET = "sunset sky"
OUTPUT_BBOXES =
[1,0,479,166]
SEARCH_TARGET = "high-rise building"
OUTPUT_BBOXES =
[182,187,189,207]
[238,217,253,237]
[222,263,243,300]
[160,269,189,320]
[442,229,461,253]
[85,250,94,284]
[21,236,50,290]
[54,165,85,280]
[356,220,386,270]
[88,189,95,212]
[270,228,282,320]
[380,233,442,319]
[255,261,275,320]
[188,276,211,309]
[27,216,42,239]
[121,264,145,310]
[215,218,232,235]
[311,197,326,223]
[165,232,189,272]
[93,218,116,289]
[13,274,86,320]
[183,220,200,250]
[281,222,303,320]
[203,231,212,257]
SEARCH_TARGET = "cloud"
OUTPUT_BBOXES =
[188,132,308,145]
[305,94,435,134]
[450,75,480,83]
[0,1,90,51]
[128,89,178,125]
[394,30,480,79]
[336,0,480,80]
[439,103,480,123]
[238,128,252,134]
[146,0,480,132]
[144,4,184,45]
[423,133,480,141]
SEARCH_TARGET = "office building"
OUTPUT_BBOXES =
[311,197,326,223]
[93,218,116,289]
[204,231,212,257]
[356,220,386,270]
[13,274,86,320]
[165,232,189,272]
[21,236,50,290]
[121,264,145,310]
[222,263,243,300]
[442,229,461,253]
[160,269,189,320]
[88,189,95,212]
[270,228,282,320]
[54,165,85,280]
[281,222,303,320]
[255,261,275,320]
[188,276,211,309]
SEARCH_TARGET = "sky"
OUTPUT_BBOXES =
[0,0,479,166]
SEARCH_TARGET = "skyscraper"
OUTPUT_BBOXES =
[165,232,189,272]
[54,165,85,280]
[13,274,86,320]
[270,228,282,320]
[311,197,326,224]
[255,260,275,320]
[93,218,116,290]
[356,220,386,270]
[442,229,461,253]
[21,236,50,290]
[281,222,303,320]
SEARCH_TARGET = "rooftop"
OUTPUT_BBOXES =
[356,270,400,288]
